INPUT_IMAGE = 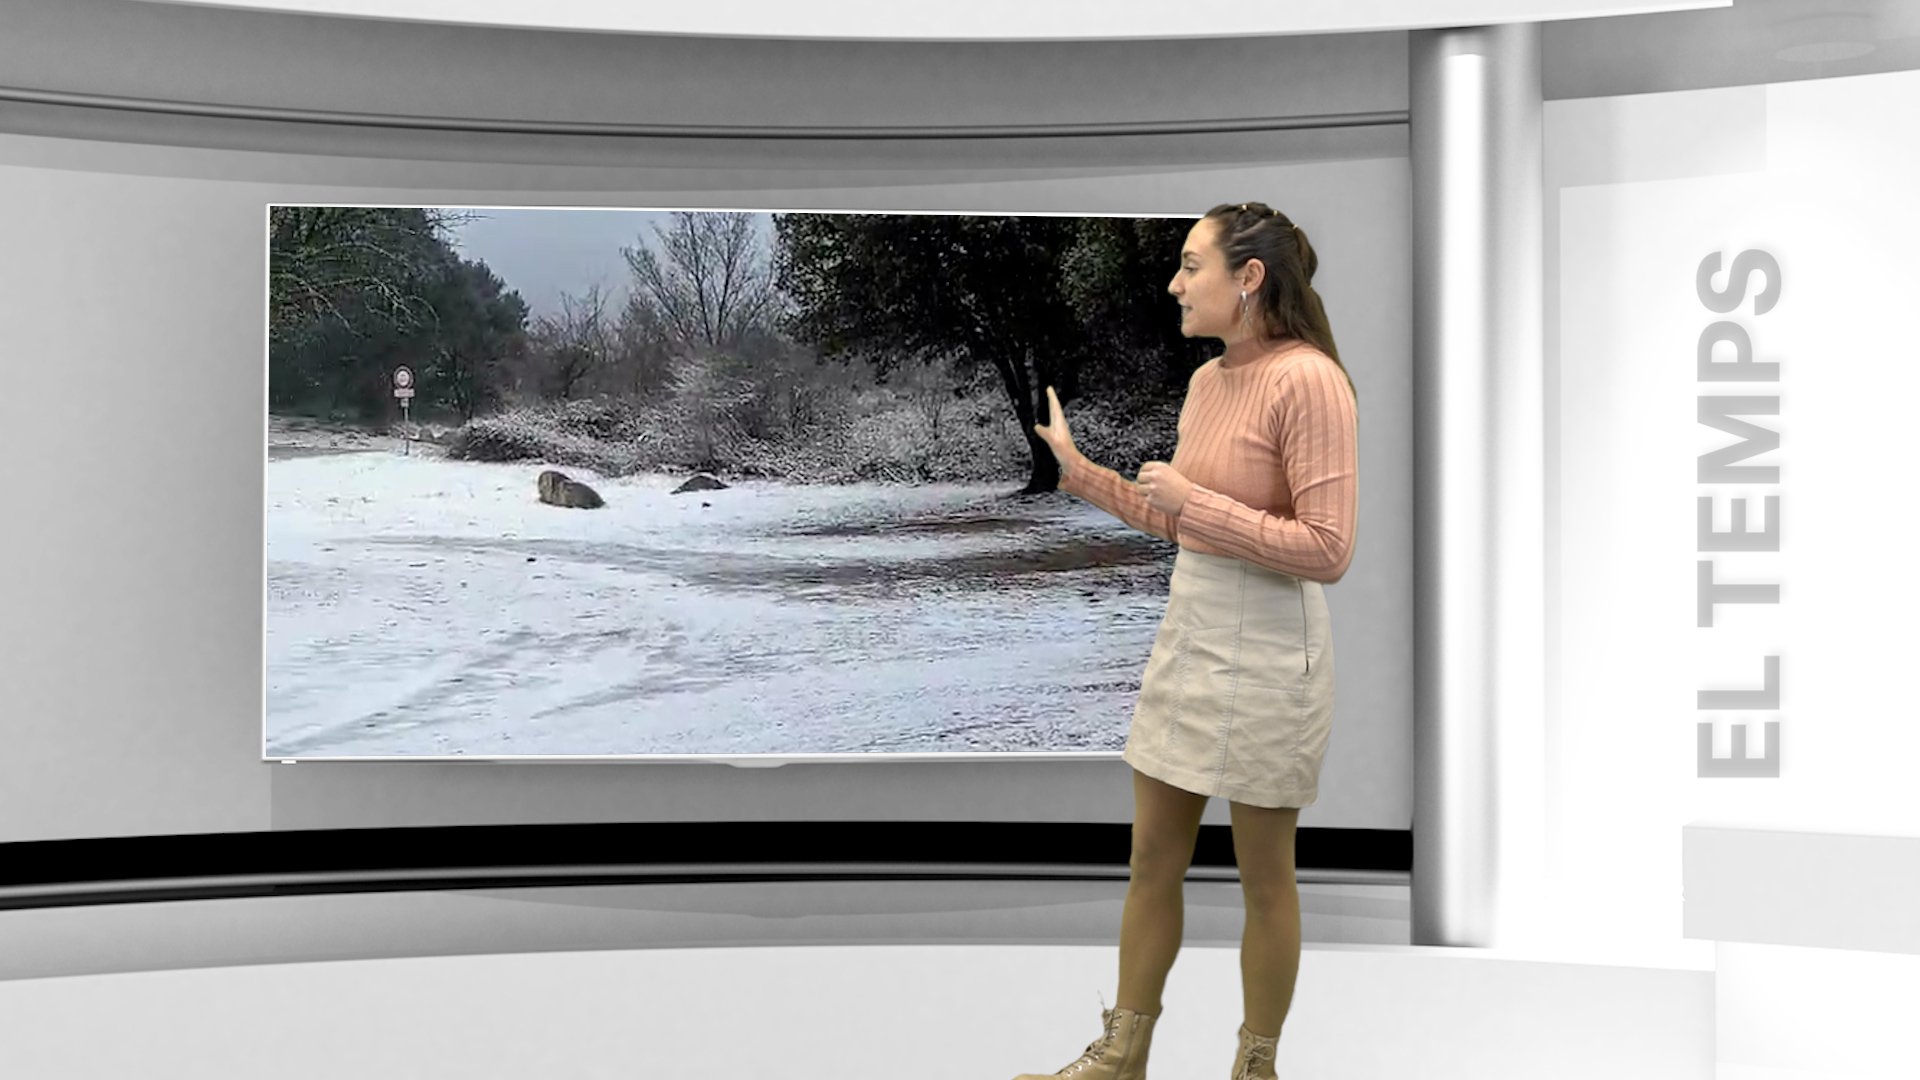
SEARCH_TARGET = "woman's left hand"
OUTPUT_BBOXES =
[1136,461,1194,515]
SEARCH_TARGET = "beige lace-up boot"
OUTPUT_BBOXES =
[1012,996,1160,1080]
[1228,1023,1279,1080]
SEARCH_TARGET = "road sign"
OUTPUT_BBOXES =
[393,366,414,389]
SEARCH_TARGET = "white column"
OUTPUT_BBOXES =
[1408,23,1548,948]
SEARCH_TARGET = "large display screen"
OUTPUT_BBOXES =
[267,206,1238,759]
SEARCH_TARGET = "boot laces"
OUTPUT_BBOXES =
[1233,1028,1278,1080]
[1058,994,1121,1076]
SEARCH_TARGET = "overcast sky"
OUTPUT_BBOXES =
[441,207,776,322]
[439,205,1192,324]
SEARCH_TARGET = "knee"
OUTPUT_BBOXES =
[1128,845,1193,888]
[1237,872,1297,913]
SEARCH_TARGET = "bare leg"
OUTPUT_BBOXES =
[1228,800,1302,1038]
[1115,767,1209,1016]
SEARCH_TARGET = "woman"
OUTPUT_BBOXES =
[1016,202,1360,1080]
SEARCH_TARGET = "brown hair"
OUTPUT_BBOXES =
[1201,202,1357,408]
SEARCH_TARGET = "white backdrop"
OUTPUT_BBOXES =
[1546,67,1920,953]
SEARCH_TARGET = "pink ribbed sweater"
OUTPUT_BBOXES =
[1058,339,1358,584]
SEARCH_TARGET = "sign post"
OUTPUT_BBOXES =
[393,366,416,455]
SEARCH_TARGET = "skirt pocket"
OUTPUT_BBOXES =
[1296,577,1312,678]
[1235,574,1312,686]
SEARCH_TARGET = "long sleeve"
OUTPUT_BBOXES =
[1174,358,1358,583]
[1058,455,1180,544]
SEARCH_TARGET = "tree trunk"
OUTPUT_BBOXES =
[1023,427,1061,495]
[983,341,1066,495]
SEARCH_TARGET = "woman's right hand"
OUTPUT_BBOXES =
[1033,386,1082,468]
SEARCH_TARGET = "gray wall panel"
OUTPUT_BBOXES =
[0,128,1414,842]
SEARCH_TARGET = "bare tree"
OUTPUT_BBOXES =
[536,281,617,400]
[895,349,964,440]
[621,212,779,350]
[613,288,677,399]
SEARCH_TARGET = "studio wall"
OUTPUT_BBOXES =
[0,126,1414,843]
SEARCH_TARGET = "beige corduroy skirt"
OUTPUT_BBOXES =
[1122,547,1336,809]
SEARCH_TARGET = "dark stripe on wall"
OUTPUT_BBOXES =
[0,822,1411,910]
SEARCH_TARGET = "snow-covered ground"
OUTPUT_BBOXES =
[265,438,1176,758]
